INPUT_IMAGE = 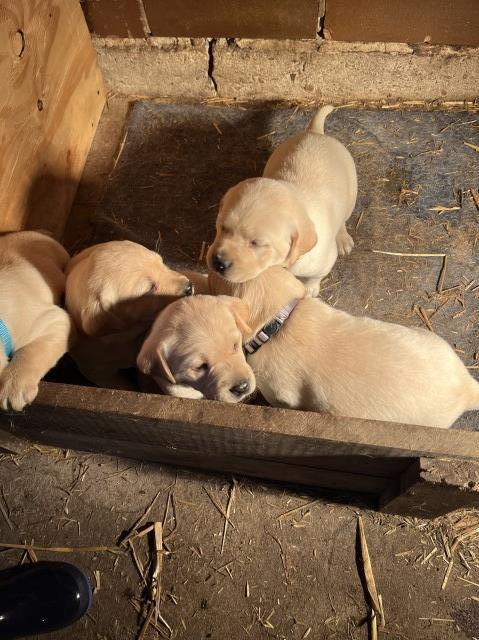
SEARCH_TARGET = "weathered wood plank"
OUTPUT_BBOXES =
[3,383,479,515]
[0,0,105,236]
[325,0,479,47]
[4,382,477,461]
[380,458,479,518]
[7,429,390,495]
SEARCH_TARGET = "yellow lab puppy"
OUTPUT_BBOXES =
[207,106,357,296]
[65,240,194,388]
[137,295,256,402]
[0,231,73,411]
[209,268,479,428]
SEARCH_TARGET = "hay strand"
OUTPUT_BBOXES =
[357,516,382,615]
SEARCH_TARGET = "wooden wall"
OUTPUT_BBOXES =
[0,0,106,237]
[325,0,479,47]
[81,0,479,46]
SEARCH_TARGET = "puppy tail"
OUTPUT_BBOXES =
[308,105,335,135]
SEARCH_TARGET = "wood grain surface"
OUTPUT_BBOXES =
[0,0,105,236]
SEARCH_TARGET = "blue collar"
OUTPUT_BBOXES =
[0,319,13,359]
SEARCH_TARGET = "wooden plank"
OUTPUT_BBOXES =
[0,0,106,237]
[6,429,389,496]
[81,0,146,38]
[324,0,479,47]
[143,0,319,39]
[4,383,479,514]
[1,382,478,462]
[380,458,479,518]
[268,455,412,478]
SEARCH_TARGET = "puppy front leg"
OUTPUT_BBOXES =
[302,277,322,298]
[0,308,72,411]
[336,223,354,256]
[153,377,204,400]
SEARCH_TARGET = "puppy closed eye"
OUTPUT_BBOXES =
[250,239,268,248]
[195,362,209,372]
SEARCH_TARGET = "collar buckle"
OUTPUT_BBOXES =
[244,299,298,355]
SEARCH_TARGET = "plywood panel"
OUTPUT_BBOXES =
[143,0,318,39]
[325,0,479,46]
[0,0,106,237]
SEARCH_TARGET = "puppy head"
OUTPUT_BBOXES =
[206,178,317,283]
[137,295,256,403]
[72,241,193,336]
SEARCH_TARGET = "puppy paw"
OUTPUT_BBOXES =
[336,227,354,256]
[0,369,39,411]
[304,281,321,298]
[158,380,204,400]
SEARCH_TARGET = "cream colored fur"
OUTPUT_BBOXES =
[65,241,195,389]
[209,268,479,428]
[0,231,73,411]
[137,295,256,402]
[207,106,357,295]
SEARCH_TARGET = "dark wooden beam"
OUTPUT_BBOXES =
[380,458,479,518]
[2,382,479,517]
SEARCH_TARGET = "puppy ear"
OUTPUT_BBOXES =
[137,343,176,385]
[217,193,226,214]
[286,216,317,266]
[217,295,252,337]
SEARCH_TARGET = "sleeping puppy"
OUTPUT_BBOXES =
[0,231,74,410]
[137,295,255,402]
[65,241,194,389]
[207,106,357,296]
[209,267,479,428]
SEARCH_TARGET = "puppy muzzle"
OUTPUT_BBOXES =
[183,281,194,296]
[212,254,232,274]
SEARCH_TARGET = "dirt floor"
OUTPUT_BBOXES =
[2,98,478,640]
[2,445,479,640]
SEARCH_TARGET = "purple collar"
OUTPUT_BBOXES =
[244,299,299,355]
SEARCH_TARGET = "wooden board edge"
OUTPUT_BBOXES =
[1,426,387,497]
[379,457,479,518]
[11,381,479,461]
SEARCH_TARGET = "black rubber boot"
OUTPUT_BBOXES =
[0,561,92,638]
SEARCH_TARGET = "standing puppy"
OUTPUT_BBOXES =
[207,106,357,295]
[0,231,73,411]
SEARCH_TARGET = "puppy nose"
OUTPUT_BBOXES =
[212,254,231,274]
[230,379,250,397]
[183,281,194,296]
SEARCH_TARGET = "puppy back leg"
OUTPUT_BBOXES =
[336,223,354,256]
[0,308,72,411]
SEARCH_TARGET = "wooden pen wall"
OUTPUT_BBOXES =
[0,0,105,237]
[81,0,479,46]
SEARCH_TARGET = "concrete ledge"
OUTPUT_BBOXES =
[94,36,214,98]
[93,36,479,103]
